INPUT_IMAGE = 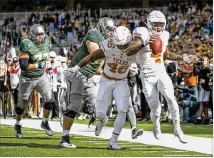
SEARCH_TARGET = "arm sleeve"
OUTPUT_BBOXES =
[19,58,29,70]
[132,27,149,46]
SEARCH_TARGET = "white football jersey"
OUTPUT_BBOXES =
[133,27,169,76]
[100,38,136,79]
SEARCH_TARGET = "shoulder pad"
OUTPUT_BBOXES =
[19,39,33,52]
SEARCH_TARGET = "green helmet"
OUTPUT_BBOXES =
[97,17,116,38]
[29,24,46,45]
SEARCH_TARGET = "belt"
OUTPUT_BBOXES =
[102,72,126,81]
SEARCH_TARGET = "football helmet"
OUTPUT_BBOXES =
[49,51,56,63]
[147,10,166,35]
[61,57,67,68]
[97,17,116,38]
[55,55,62,67]
[29,24,46,45]
[113,26,132,49]
[49,51,56,58]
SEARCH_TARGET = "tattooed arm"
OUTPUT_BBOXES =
[77,49,105,68]
[125,37,144,56]
[164,48,183,61]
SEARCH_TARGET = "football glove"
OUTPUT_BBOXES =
[38,61,46,69]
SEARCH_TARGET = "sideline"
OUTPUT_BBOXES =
[0,118,212,155]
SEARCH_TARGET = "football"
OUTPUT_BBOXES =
[150,36,162,54]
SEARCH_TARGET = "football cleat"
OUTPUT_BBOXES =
[59,135,76,148]
[107,141,122,150]
[14,124,23,138]
[132,128,144,139]
[174,129,188,144]
[88,115,96,128]
[41,121,53,136]
[153,121,161,140]
[95,118,108,136]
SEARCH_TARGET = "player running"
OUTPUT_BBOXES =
[14,24,55,138]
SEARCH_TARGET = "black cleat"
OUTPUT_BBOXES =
[132,128,144,139]
[88,115,96,128]
[41,121,53,136]
[59,135,76,148]
[14,124,23,138]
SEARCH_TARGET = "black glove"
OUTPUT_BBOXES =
[38,62,46,69]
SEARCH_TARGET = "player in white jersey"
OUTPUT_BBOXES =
[127,10,189,143]
[65,26,144,149]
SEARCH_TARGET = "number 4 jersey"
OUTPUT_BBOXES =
[100,38,137,80]
[133,27,169,76]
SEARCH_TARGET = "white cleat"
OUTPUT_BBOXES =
[95,118,108,136]
[59,135,76,148]
[174,130,188,144]
[153,122,161,140]
[95,121,105,136]
[107,141,122,150]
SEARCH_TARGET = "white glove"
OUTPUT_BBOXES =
[63,65,80,77]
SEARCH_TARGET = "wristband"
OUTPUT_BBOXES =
[73,65,80,72]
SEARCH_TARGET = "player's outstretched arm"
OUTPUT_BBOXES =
[164,48,183,61]
[77,49,105,68]
[125,37,144,56]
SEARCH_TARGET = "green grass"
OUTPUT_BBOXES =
[0,125,212,157]
[71,119,213,138]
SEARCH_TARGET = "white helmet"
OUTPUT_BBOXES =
[113,26,132,47]
[61,57,67,63]
[49,51,56,58]
[55,55,62,62]
[147,10,166,35]
[55,55,62,67]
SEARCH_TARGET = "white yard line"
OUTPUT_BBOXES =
[0,118,213,155]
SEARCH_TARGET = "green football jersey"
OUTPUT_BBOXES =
[19,37,51,78]
[71,28,105,78]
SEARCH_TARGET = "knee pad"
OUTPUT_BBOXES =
[96,112,106,121]
[64,110,77,119]
[44,102,54,110]
[15,107,25,115]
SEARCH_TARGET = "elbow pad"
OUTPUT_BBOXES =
[19,58,29,70]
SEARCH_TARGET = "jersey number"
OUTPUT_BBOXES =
[151,52,161,63]
[107,38,115,48]
[107,63,129,74]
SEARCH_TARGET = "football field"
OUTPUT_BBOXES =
[0,118,213,157]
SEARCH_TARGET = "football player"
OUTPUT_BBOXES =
[67,26,144,149]
[14,24,55,138]
[59,17,116,148]
[127,10,189,143]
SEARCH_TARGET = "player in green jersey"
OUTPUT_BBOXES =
[14,24,55,138]
[58,17,116,148]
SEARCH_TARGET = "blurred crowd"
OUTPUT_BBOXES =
[0,0,213,124]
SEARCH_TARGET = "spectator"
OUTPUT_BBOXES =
[196,56,212,124]
[178,58,199,123]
